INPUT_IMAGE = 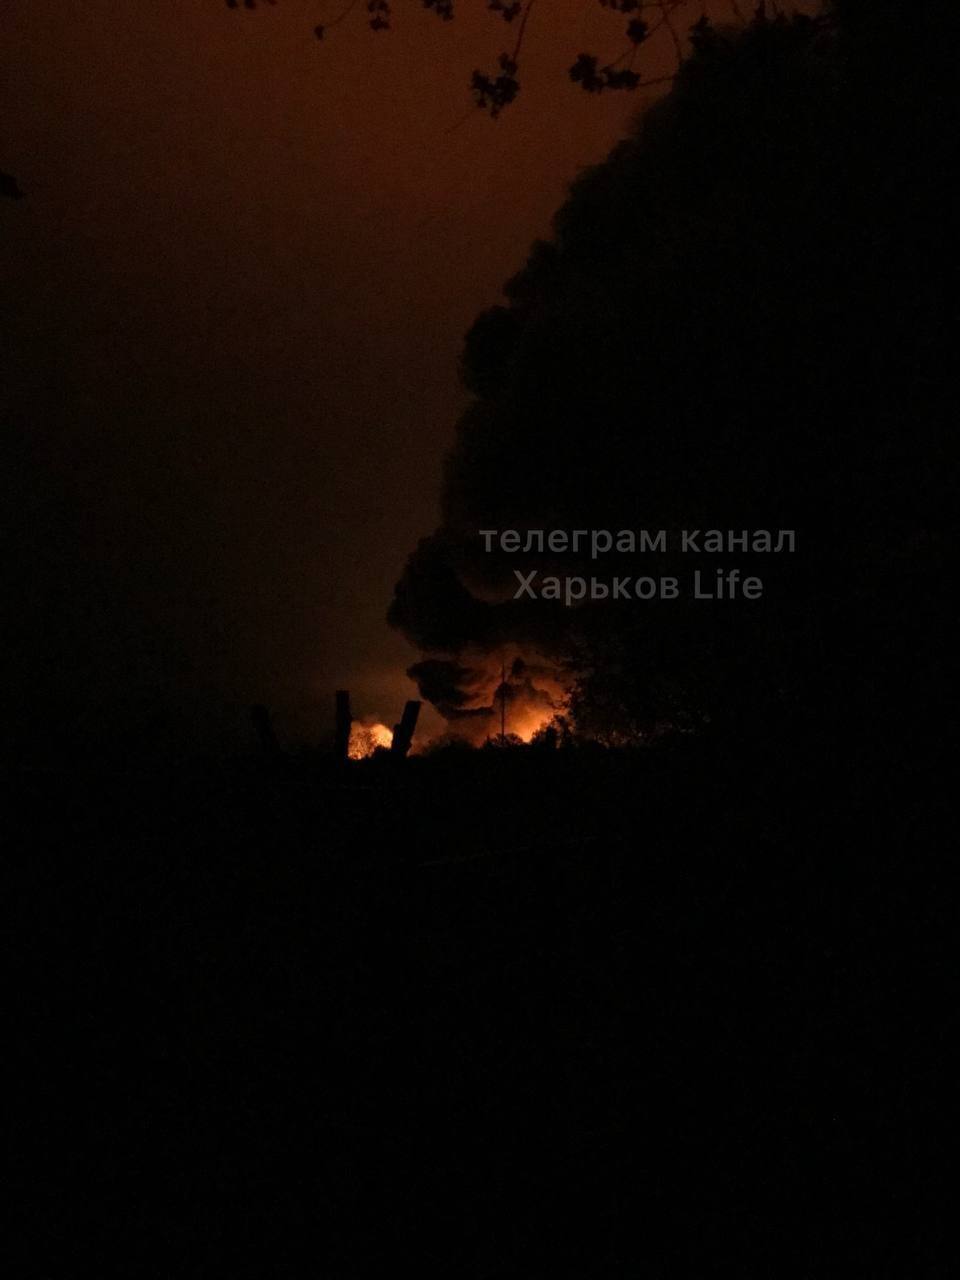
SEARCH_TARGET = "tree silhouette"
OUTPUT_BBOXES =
[227,0,754,116]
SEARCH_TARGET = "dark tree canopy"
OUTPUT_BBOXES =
[390,1,952,742]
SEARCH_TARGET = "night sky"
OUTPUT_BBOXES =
[2,0,681,750]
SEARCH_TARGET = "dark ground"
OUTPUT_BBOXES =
[7,718,950,1277]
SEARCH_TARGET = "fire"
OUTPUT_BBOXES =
[348,721,393,759]
[503,705,555,743]
[489,650,569,744]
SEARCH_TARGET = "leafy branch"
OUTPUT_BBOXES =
[225,1,763,116]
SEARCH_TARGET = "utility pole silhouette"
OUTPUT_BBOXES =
[391,700,421,758]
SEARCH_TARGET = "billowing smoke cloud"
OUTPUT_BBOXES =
[389,10,951,739]
[388,530,577,741]
[406,650,568,744]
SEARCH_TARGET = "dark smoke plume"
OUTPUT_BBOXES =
[390,6,952,738]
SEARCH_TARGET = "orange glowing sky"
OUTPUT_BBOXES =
[2,1,718,749]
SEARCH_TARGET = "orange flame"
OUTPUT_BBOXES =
[348,721,393,759]
[504,706,556,743]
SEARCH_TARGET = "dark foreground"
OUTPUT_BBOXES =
[8,728,949,1277]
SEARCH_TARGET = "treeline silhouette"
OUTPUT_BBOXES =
[10,724,948,1275]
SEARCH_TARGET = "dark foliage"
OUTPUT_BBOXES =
[228,0,714,116]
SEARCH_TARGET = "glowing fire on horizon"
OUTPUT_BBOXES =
[348,721,393,759]
[346,706,555,757]
[499,705,555,743]
[347,652,566,757]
